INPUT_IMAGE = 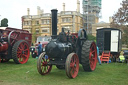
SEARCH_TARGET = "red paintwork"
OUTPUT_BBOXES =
[89,42,97,71]
[0,27,31,47]
[0,42,8,52]
[71,33,78,38]
[70,53,79,78]
[17,41,30,64]
[0,27,32,64]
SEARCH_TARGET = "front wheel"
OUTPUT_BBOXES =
[65,53,79,78]
[37,52,52,75]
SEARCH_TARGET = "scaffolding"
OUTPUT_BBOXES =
[83,0,102,34]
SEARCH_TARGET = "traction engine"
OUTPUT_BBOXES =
[0,27,32,64]
[37,9,97,78]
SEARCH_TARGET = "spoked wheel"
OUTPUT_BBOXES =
[12,40,30,64]
[65,53,79,78]
[81,40,97,71]
[37,52,52,75]
[8,31,19,46]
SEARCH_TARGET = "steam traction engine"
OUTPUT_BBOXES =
[37,9,97,78]
[0,27,32,64]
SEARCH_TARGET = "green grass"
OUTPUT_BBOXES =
[0,56,128,85]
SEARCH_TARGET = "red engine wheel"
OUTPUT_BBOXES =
[65,53,79,78]
[37,52,52,75]
[81,40,97,71]
[12,40,30,64]
[89,42,97,70]
[8,31,19,46]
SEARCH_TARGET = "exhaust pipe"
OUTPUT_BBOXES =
[51,9,58,38]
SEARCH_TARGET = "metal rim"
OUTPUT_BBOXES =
[37,52,52,75]
[89,42,97,71]
[17,41,29,64]
[65,53,79,78]
[8,31,18,46]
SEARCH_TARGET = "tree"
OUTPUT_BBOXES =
[0,18,8,27]
[122,26,128,46]
[87,34,96,42]
[110,0,128,46]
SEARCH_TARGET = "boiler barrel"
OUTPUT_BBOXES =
[45,41,72,58]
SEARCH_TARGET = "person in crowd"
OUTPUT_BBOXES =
[97,46,101,65]
[36,42,42,58]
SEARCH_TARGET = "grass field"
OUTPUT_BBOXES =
[0,56,128,85]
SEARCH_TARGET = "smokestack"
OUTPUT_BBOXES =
[77,0,80,12]
[27,8,30,15]
[63,3,65,11]
[51,9,58,36]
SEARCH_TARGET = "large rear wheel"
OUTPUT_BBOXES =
[37,52,52,75]
[81,40,97,71]
[65,53,79,78]
[12,40,30,64]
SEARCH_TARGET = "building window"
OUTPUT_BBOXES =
[24,21,31,25]
[42,19,50,24]
[36,21,39,25]
[36,29,39,34]
[42,30,48,32]
[42,28,49,33]
[47,20,50,24]
[62,18,71,22]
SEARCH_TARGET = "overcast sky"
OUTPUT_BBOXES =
[0,0,122,29]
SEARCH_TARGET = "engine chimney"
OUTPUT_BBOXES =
[51,9,58,37]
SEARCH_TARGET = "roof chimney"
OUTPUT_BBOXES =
[77,0,80,13]
[37,6,40,15]
[109,17,113,23]
[63,3,65,11]
[27,8,30,15]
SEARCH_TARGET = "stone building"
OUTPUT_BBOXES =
[92,17,113,37]
[22,1,83,44]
